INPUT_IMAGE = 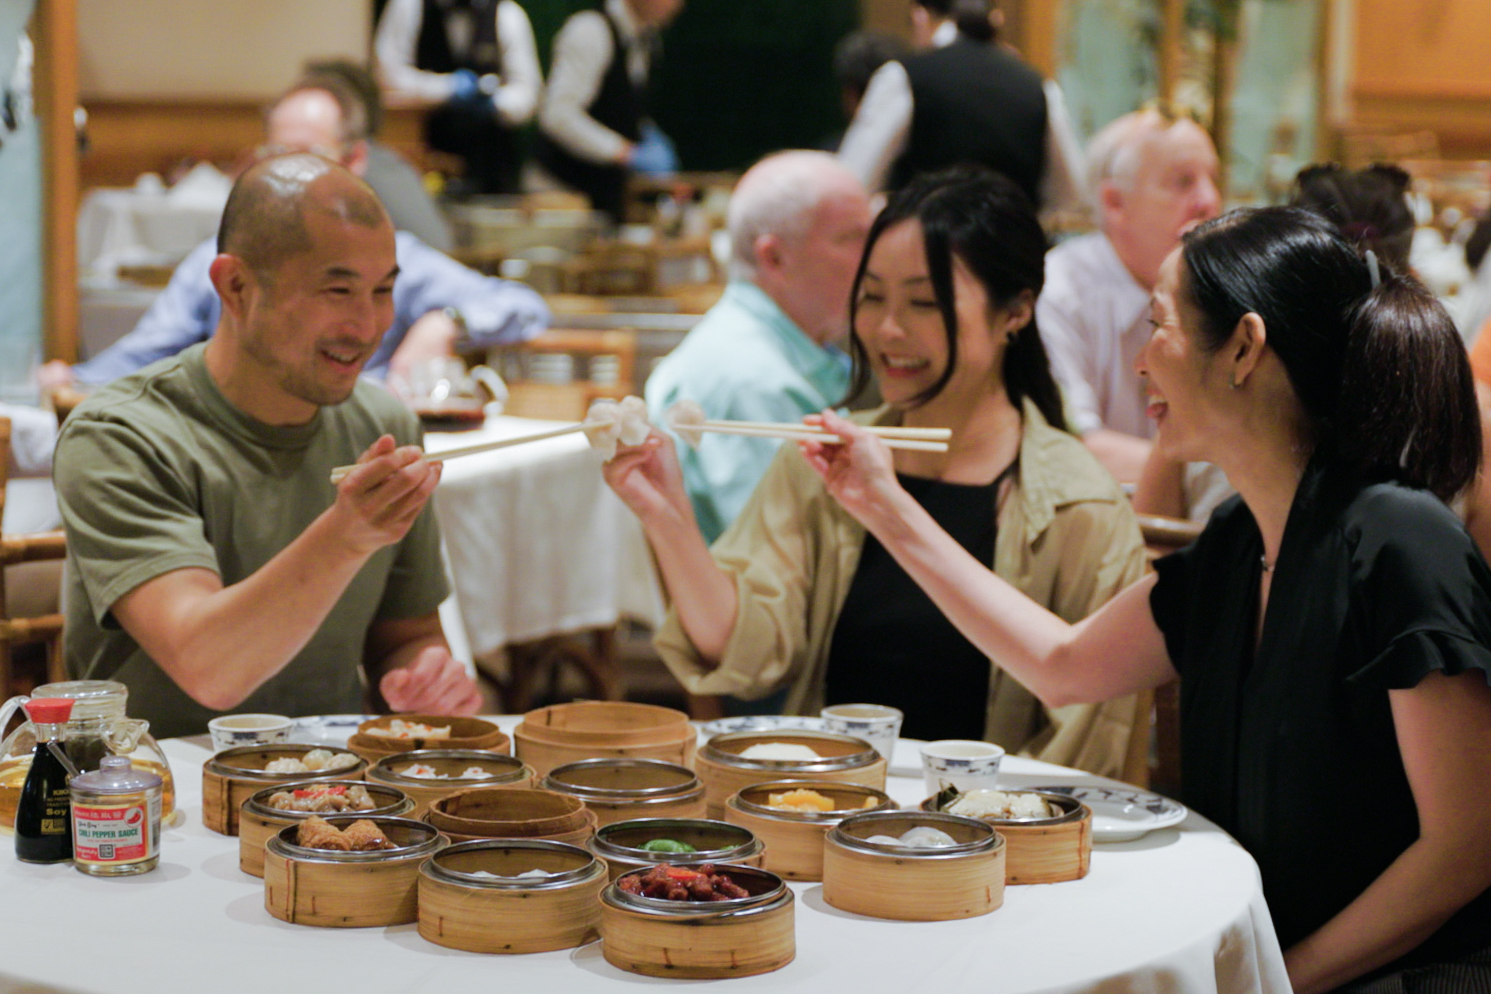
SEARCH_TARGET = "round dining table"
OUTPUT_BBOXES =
[0,718,1289,994]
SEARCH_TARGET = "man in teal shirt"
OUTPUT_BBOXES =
[645,151,872,542]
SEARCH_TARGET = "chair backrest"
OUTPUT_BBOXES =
[492,328,640,423]
[565,243,658,298]
[0,415,69,696]
[1131,511,1197,794]
[1136,513,1202,560]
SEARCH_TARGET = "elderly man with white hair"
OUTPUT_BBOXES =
[645,150,872,543]
[1037,107,1221,483]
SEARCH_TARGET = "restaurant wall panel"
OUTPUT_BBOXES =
[77,0,367,99]
[75,0,369,189]
[1352,0,1491,157]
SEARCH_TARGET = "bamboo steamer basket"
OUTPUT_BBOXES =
[426,787,597,843]
[822,811,1005,921]
[434,814,598,847]
[724,780,895,881]
[542,759,705,827]
[588,818,766,880]
[202,745,366,836]
[366,750,533,817]
[262,815,447,927]
[418,839,607,953]
[695,730,886,820]
[601,863,794,979]
[239,780,412,878]
[920,789,1092,884]
[513,702,695,778]
[347,714,508,763]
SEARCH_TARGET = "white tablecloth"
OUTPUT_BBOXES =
[428,417,665,662]
[76,188,225,276]
[0,725,1290,994]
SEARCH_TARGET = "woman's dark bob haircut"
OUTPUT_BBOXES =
[1181,206,1480,500]
[844,166,1067,432]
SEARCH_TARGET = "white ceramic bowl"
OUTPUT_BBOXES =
[208,713,292,753]
[919,739,1005,796]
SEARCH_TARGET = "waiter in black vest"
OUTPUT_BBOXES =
[375,0,542,195]
[535,0,683,223]
[838,0,1084,217]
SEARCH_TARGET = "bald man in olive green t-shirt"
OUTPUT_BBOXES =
[55,155,482,737]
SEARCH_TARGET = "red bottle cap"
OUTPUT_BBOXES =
[22,699,75,724]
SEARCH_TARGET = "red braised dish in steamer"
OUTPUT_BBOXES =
[617,863,750,901]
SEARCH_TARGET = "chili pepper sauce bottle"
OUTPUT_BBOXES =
[15,698,77,863]
[70,755,163,876]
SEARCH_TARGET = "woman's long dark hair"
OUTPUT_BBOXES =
[843,166,1067,432]
[1182,206,1480,500]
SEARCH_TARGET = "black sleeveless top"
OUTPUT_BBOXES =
[824,466,1012,741]
[537,5,651,222]
[416,0,504,76]
[890,38,1047,205]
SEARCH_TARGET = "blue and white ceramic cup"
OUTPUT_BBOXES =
[919,739,1005,796]
[207,713,293,754]
[820,703,903,762]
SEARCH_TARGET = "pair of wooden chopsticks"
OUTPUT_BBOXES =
[328,421,601,484]
[327,415,953,484]
[684,419,949,452]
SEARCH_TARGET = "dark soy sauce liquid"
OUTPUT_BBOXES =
[15,740,73,863]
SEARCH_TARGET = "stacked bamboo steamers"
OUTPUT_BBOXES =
[212,703,1099,978]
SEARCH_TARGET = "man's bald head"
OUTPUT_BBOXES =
[217,154,389,284]
[1086,108,1221,289]
[728,150,868,282]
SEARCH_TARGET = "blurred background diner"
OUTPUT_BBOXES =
[6,0,1491,778]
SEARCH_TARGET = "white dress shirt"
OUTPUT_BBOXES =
[1036,232,1153,439]
[838,21,1087,216]
[538,0,650,166]
[375,0,542,127]
[1039,234,1235,522]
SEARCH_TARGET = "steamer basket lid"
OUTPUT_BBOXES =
[424,839,603,889]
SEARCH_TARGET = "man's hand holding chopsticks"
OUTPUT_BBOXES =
[330,435,443,554]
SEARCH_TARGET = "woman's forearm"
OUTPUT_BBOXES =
[640,513,739,664]
[1285,834,1491,993]
[862,489,1100,707]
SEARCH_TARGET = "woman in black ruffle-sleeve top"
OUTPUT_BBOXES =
[800,206,1491,993]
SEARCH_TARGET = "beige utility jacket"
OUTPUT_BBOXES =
[655,401,1150,779]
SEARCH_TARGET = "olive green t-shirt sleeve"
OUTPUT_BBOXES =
[371,407,450,623]
[376,500,450,622]
[55,416,220,627]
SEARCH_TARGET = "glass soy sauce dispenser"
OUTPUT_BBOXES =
[15,698,80,864]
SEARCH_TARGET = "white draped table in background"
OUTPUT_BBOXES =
[427,416,665,667]
[0,722,1290,994]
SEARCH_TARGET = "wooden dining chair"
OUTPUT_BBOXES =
[0,416,68,699]
[491,328,639,423]
[564,243,657,298]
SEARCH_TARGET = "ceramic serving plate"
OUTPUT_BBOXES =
[289,715,378,748]
[698,716,825,738]
[1031,785,1187,842]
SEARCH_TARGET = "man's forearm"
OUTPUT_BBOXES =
[120,509,376,711]
[642,511,738,665]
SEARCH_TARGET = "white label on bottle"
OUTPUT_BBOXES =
[73,796,160,865]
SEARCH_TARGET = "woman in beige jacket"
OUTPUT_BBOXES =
[605,168,1147,778]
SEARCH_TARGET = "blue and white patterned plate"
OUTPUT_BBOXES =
[288,714,377,748]
[698,715,826,739]
[1031,784,1188,842]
